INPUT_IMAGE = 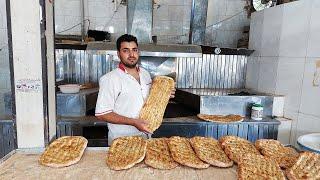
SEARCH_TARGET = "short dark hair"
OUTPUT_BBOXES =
[116,34,138,51]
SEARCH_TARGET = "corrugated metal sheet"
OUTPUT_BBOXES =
[176,54,247,89]
[55,50,247,89]
[55,49,117,84]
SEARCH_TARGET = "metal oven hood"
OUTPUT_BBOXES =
[86,42,202,57]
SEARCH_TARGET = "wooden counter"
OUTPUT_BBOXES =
[0,148,238,180]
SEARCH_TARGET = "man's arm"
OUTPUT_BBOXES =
[96,112,151,133]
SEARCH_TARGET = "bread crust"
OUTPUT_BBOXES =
[106,136,147,170]
[39,136,88,168]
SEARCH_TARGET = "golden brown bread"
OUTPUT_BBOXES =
[197,114,244,123]
[255,139,299,169]
[144,138,179,170]
[219,136,260,164]
[39,136,88,168]
[139,76,175,132]
[189,136,233,167]
[106,136,147,170]
[168,136,209,169]
[286,152,320,180]
[238,154,286,180]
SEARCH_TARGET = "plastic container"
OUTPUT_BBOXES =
[251,103,263,120]
[58,84,80,93]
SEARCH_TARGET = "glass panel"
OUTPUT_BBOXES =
[0,0,15,158]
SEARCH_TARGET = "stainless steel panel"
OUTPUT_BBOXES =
[176,55,247,89]
[55,49,115,84]
[56,49,247,88]
[86,42,202,58]
[175,88,276,117]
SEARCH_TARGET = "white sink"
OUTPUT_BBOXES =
[297,133,320,153]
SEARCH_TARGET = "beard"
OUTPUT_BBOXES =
[121,59,138,69]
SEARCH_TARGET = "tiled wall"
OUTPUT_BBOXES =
[55,0,248,46]
[247,0,320,145]
[206,0,250,47]
[0,0,11,117]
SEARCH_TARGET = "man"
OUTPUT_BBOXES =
[95,34,174,145]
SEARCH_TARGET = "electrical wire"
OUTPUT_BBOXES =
[102,0,122,30]
[56,19,90,34]
[205,10,246,29]
[0,44,8,51]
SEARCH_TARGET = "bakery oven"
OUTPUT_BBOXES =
[55,43,282,146]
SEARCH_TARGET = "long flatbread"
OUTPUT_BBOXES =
[219,136,260,164]
[106,136,147,170]
[189,136,233,167]
[286,152,320,180]
[168,136,209,169]
[238,154,286,180]
[197,114,244,123]
[139,76,175,132]
[255,139,299,169]
[144,138,179,169]
[39,136,88,168]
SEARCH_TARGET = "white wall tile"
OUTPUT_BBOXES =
[168,5,184,21]
[153,4,169,21]
[54,15,66,33]
[182,20,190,35]
[0,0,7,30]
[249,11,264,56]
[273,96,284,117]
[276,117,292,145]
[164,0,184,6]
[279,0,311,57]
[63,0,81,16]
[261,5,283,57]
[299,58,320,117]
[275,57,305,112]
[226,0,245,16]
[206,0,223,24]
[183,5,191,21]
[306,0,320,58]
[168,21,183,35]
[113,5,126,20]
[295,113,320,144]
[183,0,192,6]
[257,57,279,94]
[283,109,299,145]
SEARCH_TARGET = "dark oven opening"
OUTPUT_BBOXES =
[83,126,108,147]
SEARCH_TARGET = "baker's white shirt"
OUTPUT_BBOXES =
[95,65,151,144]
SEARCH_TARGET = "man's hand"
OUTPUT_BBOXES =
[133,119,151,133]
[170,87,176,99]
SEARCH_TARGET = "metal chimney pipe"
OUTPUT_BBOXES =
[189,0,208,45]
[127,0,153,43]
